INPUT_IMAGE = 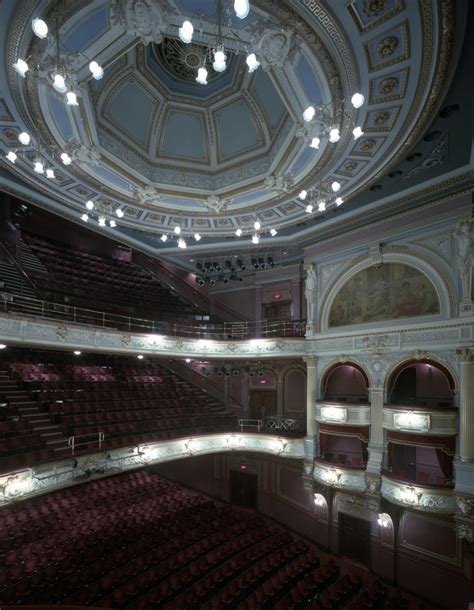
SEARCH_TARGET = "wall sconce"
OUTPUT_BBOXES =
[314,493,326,506]
[377,513,391,528]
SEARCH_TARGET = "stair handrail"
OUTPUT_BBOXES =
[238,419,263,432]
[0,241,42,297]
[68,432,104,456]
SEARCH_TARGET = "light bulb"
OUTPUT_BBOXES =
[52,73,67,93]
[33,161,44,174]
[196,67,208,85]
[306,204,313,213]
[18,132,31,146]
[66,91,79,106]
[46,168,55,179]
[234,0,250,19]
[331,181,341,192]
[303,106,315,122]
[74,351,82,355]
[13,58,29,78]
[235,228,242,237]
[61,152,72,165]
[299,190,307,200]
[179,20,193,44]
[137,355,144,360]
[6,151,17,163]
[310,137,320,149]
[89,61,104,80]
[353,126,364,140]
[246,53,260,73]
[351,93,365,108]
[32,18,48,39]
[335,197,343,206]
[160,234,168,242]
[85,200,94,210]
[174,226,181,235]
[98,216,106,227]
[116,208,124,218]
[213,49,227,73]
[270,228,277,236]
[109,219,117,228]
[81,213,89,222]
[194,233,201,241]
[318,200,326,212]
[252,234,259,244]
[329,128,340,143]
[254,220,261,230]
[178,238,187,249]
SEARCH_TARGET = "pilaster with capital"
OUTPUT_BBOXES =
[304,356,319,459]
[454,348,474,497]
[367,385,386,475]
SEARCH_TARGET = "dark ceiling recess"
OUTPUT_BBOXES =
[439,104,460,118]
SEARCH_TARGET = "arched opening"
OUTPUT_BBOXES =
[322,363,369,403]
[387,360,455,408]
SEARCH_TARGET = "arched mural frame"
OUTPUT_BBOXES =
[319,249,455,332]
[283,366,307,416]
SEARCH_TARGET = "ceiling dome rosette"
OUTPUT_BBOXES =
[1,0,458,248]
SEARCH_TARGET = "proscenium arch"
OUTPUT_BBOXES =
[319,251,455,332]
[384,355,458,398]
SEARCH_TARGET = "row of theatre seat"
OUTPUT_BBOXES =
[0,470,436,609]
[0,353,236,472]
[22,233,198,318]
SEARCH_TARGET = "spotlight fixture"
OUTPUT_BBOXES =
[318,200,326,212]
[66,91,79,106]
[179,20,193,43]
[353,126,364,139]
[306,204,313,214]
[246,53,260,72]
[6,151,17,163]
[196,67,208,85]
[310,137,320,149]
[81,213,89,222]
[160,234,168,242]
[270,228,277,236]
[89,61,104,80]
[177,238,187,249]
[252,234,260,244]
[335,197,343,206]
[46,168,55,179]
[13,58,29,77]
[235,228,242,237]
[116,208,124,218]
[351,93,365,108]
[137,355,144,360]
[98,216,106,227]
[33,160,44,174]
[194,233,202,241]
[329,127,340,143]
[254,220,261,231]
[60,152,72,165]
[85,200,94,211]
[234,0,250,19]
[73,350,81,355]
[331,181,341,192]
[174,226,181,235]
[299,190,307,200]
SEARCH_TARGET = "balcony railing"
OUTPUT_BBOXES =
[0,292,306,340]
[316,401,371,426]
[383,404,457,435]
[264,417,305,434]
[381,472,456,513]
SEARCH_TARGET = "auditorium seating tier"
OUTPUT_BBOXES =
[0,470,432,609]
[0,350,235,473]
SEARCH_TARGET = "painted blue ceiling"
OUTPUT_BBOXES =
[175,0,251,29]
[296,55,323,105]
[160,111,208,161]
[251,71,287,132]
[47,91,74,140]
[215,101,260,159]
[62,5,109,51]
[106,81,155,145]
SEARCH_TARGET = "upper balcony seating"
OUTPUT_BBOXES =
[0,351,236,472]
[20,233,201,320]
[0,470,438,609]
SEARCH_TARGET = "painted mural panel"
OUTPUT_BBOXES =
[329,263,440,327]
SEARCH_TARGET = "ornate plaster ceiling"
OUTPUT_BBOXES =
[0,0,461,253]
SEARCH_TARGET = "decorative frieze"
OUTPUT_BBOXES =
[384,407,457,435]
[313,461,367,492]
[381,474,456,513]
[316,403,371,426]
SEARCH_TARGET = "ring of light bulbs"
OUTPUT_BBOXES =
[7,2,365,248]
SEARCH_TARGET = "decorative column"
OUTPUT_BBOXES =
[304,263,318,335]
[454,218,474,316]
[367,385,386,481]
[276,372,284,418]
[455,348,474,497]
[304,356,318,459]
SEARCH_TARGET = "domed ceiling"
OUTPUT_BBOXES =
[0,0,462,254]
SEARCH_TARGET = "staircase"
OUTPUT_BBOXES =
[18,240,48,275]
[0,370,68,452]
[0,259,37,299]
